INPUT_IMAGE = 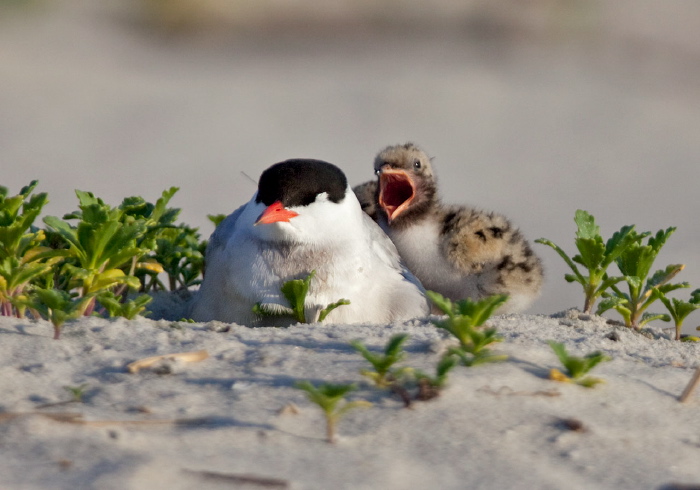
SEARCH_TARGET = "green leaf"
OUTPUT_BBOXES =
[280,271,314,323]
[319,299,350,322]
[207,214,227,227]
[573,210,600,240]
[351,334,408,386]
[98,291,152,320]
[459,294,509,326]
[573,237,605,270]
[648,227,676,253]
[602,225,640,267]
[646,264,685,290]
[150,187,179,223]
[547,341,611,381]
[425,290,454,317]
[639,312,670,327]
[535,238,586,286]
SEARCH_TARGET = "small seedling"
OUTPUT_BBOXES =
[350,334,410,388]
[63,384,89,403]
[547,341,611,388]
[294,381,371,444]
[597,227,688,329]
[414,355,458,401]
[427,291,508,366]
[654,288,700,341]
[535,210,643,314]
[97,291,152,320]
[22,288,94,339]
[253,271,350,324]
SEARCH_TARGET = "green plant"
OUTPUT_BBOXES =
[294,381,371,443]
[597,227,688,329]
[0,181,61,317]
[123,189,207,293]
[414,355,458,401]
[535,210,643,314]
[547,341,611,388]
[63,383,89,403]
[144,225,205,291]
[427,291,508,366]
[43,192,147,314]
[351,334,410,388]
[97,291,153,320]
[207,214,227,228]
[655,288,700,341]
[21,288,94,339]
[42,188,183,315]
[253,271,350,323]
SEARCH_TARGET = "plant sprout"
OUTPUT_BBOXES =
[547,341,611,388]
[97,291,152,320]
[253,270,350,323]
[63,384,89,403]
[21,288,94,339]
[654,288,700,341]
[350,334,410,388]
[427,291,508,366]
[535,210,642,314]
[414,355,458,401]
[597,227,688,329]
[295,381,371,443]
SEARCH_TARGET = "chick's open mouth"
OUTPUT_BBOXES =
[379,169,416,222]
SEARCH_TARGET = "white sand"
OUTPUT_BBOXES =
[1,303,699,489]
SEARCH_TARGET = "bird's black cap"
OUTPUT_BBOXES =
[256,159,348,207]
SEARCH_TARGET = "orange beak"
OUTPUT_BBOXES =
[255,201,299,225]
[378,168,416,223]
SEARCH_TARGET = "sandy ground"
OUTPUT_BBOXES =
[1,306,699,490]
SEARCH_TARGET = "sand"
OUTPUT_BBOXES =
[1,301,699,489]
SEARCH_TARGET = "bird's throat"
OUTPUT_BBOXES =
[379,169,416,223]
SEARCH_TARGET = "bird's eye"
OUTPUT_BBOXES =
[414,159,422,170]
[375,169,381,176]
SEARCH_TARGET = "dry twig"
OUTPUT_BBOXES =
[679,367,700,403]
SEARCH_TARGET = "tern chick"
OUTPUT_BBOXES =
[353,143,543,313]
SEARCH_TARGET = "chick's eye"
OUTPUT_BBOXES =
[414,159,422,170]
[374,169,381,176]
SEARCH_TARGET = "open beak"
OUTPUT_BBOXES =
[378,168,416,223]
[255,201,299,225]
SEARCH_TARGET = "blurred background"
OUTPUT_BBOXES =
[2,0,699,332]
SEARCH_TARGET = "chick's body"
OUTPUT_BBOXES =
[353,143,543,313]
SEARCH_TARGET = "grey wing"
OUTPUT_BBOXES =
[352,180,379,221]
[203,204,246,274]
[361,212,426,294]
[189,203,248,322]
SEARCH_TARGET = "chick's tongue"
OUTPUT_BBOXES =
[380,172,415,218]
